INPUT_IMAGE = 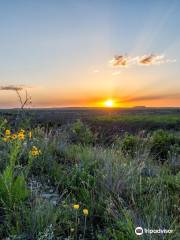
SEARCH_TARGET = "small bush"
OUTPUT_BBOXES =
[69,120,95,145]
[150,130,178,161]
[121,133,140,157]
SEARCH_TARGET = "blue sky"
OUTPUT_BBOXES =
[0,0,180,107]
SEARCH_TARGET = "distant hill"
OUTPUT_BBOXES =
[133,106,146,109]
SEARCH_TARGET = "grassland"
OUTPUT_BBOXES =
[0,108,179,239]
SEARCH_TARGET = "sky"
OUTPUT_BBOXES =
[0,0,180,108]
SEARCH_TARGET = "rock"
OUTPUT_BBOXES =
[41,192,59,206]
[28,178,60,206]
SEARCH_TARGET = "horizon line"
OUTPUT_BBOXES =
[0,106,180,110]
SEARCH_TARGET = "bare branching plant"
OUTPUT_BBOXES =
[14,88,32,126]
[0,85,31,109]
[0,85,32,126]
[15,89,31,109]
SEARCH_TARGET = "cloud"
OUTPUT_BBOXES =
[0,84,33,91]
[139,54,164,65]
[109,54,176,68]
[109,55,128,67]
[121,93,180,102]
[0,85,24,91]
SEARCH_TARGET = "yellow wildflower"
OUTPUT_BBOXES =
[73,204,80,210]
[29,131,32,139]
[11,134,17,140]
[31,150,38,156]
[5,129,11,136]
[70,228,75,232]
[83,209,89,216]
[18,132,25,140]
[31,146,41,157]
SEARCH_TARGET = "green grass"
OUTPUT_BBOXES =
[0,118,179,239]
[94,114,180,124]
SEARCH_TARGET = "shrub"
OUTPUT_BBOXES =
[150,130,178,161]
[69,120,95,145]
[121,133,140,157]
[0,141,29,237]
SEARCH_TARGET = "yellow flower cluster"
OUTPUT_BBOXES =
[73,204,89,216]
[18,129,25,140]
[31,146,41,157]
[2,129,32,142]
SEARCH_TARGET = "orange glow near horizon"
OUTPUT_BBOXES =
[104,99,114,107]
[1,87,180,109]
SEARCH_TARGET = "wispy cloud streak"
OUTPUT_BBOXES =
[109,54,176,68]
[121,93,180,102]
[0,85,24,91]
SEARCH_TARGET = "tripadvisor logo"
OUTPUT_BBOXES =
[135,226,173,236]
[135,227,143,236]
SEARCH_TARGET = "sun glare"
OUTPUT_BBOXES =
[105,99,114,107]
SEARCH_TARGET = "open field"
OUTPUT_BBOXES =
[0,108,180,239]
[1,0,180,239]
[1,107,180,127]
[1,107,180,143]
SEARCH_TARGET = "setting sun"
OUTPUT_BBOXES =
[105,99,114,107]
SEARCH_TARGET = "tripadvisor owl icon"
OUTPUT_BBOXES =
[135,227,143,236]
